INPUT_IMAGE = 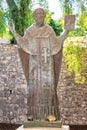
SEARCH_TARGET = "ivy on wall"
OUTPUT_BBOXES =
[63,37,87,84]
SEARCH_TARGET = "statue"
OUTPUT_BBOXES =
[9,8,75,121]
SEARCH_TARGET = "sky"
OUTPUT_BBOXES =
[48,0,62,20]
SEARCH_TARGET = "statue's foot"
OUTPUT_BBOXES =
[46,115,57,122]
[28,115,33,121]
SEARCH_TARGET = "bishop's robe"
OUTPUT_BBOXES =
[15,23,67,120]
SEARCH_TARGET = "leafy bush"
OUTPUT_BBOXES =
[49,18,63,36]
[63,37,87,84]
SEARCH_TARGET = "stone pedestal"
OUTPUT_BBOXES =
[23,121,61,130]
[23,121,61,128]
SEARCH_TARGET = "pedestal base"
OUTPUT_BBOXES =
[24,121,61,128]
[24,128,61,130]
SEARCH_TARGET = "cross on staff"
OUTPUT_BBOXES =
[41,47,50,63]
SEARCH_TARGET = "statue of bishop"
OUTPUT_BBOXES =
[10,8,75,120]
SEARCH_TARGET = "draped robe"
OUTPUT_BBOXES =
[15,23,67,120]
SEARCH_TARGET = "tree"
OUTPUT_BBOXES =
[45,10,52,24]
[37,0,48,8]
[59,0,87,15]
[49,18,63,36]
[59,0,87,36]
[76,12,87,36]
[5,0,49,36]
[6,0,32,35]
[59,0,73,15]
[0,8,6,37]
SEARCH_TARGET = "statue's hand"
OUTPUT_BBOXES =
[9,22,15,33]
[65,23,74,31]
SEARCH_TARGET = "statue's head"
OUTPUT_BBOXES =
[33,8,46,27]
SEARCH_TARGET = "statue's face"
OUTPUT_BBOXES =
[33,8,46,27]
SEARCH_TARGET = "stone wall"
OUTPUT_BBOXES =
[58,37,87,125]
[0,44,27,124]
[0,42,87,125]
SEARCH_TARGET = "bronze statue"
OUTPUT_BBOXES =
[9,8,75,120]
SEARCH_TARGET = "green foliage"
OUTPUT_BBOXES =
[69,12,87,36]
[77,12,87,36]
[5,0,50,43]
[0,9,6,37]
[59,0,87,15]
[58,0,87,36]
[63,38,87,84]
[45,10,52,24]
[6,0,34,35]
[19,0,33,32]
[6,0,49,35]
[76,0,87,13]
[38,0,48,8]
[49,19,63,36]
[6,0,33,43]
[59,0,73,15]
[6,0,63,40]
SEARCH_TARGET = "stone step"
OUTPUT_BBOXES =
[24,128,61,130]
[17,125,70,130]
[16,123,69,130]
[24,126,70,130]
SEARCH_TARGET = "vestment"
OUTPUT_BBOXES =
[16,23,63,119]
